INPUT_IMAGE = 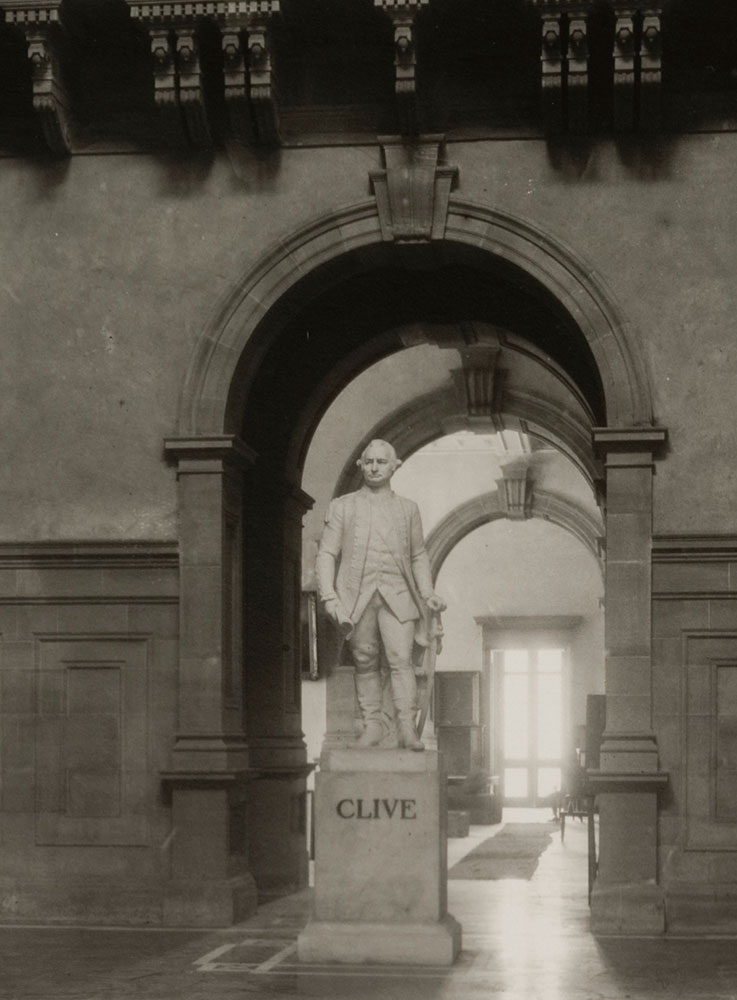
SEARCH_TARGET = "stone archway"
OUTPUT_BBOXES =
[164,198,666,933]
[178,200,653,441]
[424,489,604,580]
[331,360,599,501]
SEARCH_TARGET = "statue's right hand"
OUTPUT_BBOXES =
[325,598,353,637]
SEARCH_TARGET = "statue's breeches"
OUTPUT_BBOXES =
[349,591,415,673]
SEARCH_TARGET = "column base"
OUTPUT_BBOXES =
[0,877,163,926]
[246,771,311,900]
[666,883,737,935]
[162,874,258,927]
[590,882,665,935]
[297,914,462,965]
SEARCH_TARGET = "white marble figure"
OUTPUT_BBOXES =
[316,440,446,750]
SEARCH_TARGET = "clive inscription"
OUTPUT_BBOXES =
[336,797,417,819]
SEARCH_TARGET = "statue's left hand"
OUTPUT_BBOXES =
[426,593,447,613]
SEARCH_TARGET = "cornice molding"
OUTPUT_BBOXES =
[652,535,737,563]
[164,434,258,470]
[476,614,583,630]
[0,540,178,569]
[592,426,667,459]
[586,770,669,794]
[128,1,277,16]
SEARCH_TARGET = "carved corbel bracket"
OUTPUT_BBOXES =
[612,3,663,132]
[538,8,564,133]
[148,27,176,107]
[612,5,637,131]
[530,1,589,134]
[4,2,70,155]
[497,466,534,521]
[221,23,251,144]
[128,3,211,147]
[638,8,663,131]
[566,11,589,134]
[374,0,429,135]
[176,26,211,147]
[244,4,281,146]
[370,135,458,242]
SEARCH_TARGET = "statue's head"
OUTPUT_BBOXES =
[357,439,401,489]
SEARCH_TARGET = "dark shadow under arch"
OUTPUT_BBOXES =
[179,200,655,453]
[235,241,606,483]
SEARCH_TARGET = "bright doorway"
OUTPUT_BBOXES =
[491,644,567,807]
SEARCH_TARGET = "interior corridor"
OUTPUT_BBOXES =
[1,809,736,999]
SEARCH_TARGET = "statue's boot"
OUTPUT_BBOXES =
[354,669,383,747]
[391,667,425,752]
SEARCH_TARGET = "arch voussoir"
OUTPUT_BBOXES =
[180,200,653,437]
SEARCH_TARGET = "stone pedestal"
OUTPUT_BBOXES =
[297,748,461,965]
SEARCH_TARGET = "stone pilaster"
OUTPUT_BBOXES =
[589,426,668,934]
[161,435,257,925]
[164,435,255,772]
[240,473,314,896]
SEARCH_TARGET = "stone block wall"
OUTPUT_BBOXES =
[652,537,737,933]
[0,542,179,925]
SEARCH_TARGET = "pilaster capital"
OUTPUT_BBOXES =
[163,732,251,777]
[256,475,314,515]
[164,435,257,474]
[587,771,669,794]
[592,426,667,463]
[280,481,315,516]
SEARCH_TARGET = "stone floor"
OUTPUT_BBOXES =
[2,810,737,1000]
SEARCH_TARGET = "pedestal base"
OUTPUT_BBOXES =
[298,913,461,965]
[303,747,461,965]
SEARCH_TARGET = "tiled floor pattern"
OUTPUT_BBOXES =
[2,811,737,999]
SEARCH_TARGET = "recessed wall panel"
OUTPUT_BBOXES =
[35,637,149,846]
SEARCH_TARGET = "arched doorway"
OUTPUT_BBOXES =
[164,202,666,933]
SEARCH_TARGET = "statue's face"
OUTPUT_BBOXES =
[360,442,396,488]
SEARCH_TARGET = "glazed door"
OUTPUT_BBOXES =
[493,647,564,806]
